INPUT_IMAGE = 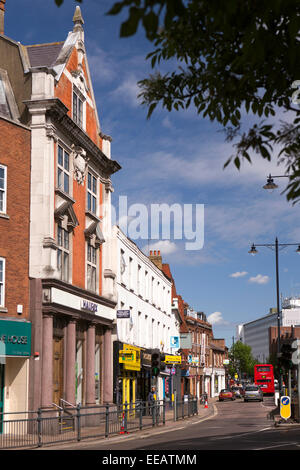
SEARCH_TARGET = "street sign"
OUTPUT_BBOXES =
[280,396,291,420]
[117,310,131,318]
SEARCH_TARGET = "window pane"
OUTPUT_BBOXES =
[87,192,91,212]
[88,173,91,191]
[92,176,97,194]
[92,195,96,214]
[0,191,3,212]
[64,230,69,250]
[73,92,77,122]
[64,152,69,171]
[63,252,69,281]
[64,172,69,194]
[58,146,63,166]
[78,99,83,127]
[0,260,3,282]
[57,168,63,190]
[57,226,62,246]
[57,249,62,270]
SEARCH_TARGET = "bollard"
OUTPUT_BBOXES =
[76,403,81,441]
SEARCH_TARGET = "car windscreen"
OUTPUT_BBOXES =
[245,386,259,391]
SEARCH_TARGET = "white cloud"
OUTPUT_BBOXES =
[207,311,229,325]
[230,271,248,278]
[248,274,270,285]
[111,75,141,107]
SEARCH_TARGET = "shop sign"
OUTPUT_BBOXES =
[81,299,98,313]
[180,333,192,349]
[141,352,152,368]
[165,355,182,364]
[0,320,31,357]
[119,344,141,371]
[170,336,180,348]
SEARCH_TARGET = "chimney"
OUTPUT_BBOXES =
[149,250,163,270]
[0,0,6,35]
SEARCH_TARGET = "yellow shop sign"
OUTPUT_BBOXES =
[119,344,141,371]
[165,355,182,364]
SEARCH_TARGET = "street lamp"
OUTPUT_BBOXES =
[263,174,289,191]
[248,237,300,396]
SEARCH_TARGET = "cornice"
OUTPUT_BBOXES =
[24,97,121,176]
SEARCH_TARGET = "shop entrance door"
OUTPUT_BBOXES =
[0,364,4,434]
[53,337,64,405]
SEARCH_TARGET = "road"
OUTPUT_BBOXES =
[44,396,300,452]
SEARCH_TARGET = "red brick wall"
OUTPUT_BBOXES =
[54,46,104,292]
[0,118,30,319]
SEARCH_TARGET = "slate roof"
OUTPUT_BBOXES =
[26,42,64,68]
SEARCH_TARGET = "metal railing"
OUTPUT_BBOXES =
[0,396,198,449]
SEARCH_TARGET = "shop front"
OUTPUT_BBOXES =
[113,341,142,406]
[0,319,32,429]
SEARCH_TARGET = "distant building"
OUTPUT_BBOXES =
[237,299,300,362]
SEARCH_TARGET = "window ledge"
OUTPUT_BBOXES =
[0,213,9,220]
[55,188,75,205]
[0,307,8,313]
[85,210,101,223]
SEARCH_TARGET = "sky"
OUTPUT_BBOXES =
[4,0,300,348]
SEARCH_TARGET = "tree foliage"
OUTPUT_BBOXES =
[228,341,257,379]
[106,0,300,203]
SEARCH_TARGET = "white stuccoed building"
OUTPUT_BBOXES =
[110,225,180,404]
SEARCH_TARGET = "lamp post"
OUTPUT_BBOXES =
[263,174,289,190]
[248,238,300,396]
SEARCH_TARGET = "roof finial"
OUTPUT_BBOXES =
[73,5,84,32]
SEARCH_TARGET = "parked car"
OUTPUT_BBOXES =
[219,389,235,401]
[244,385,263,402]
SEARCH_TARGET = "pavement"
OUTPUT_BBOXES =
[35,398,219,450]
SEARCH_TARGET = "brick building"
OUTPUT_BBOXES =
[0,65,31,417]
[0,3,121,413]
[161,258,226,398]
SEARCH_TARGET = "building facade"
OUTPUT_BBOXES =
[237,301,300,363]
[0,66,31,418]
[0,5,121,412]
[111,231,181,404]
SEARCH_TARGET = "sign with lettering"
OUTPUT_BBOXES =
[0,320,31,357]
[81,299,98,313]
[119,344,141,371]
[165,355,182,364]
[117,310,131,319]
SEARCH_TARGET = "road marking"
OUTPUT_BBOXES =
[254,442,298,450]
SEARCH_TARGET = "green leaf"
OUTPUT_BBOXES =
[234,156,241,170]
[120,7,142,37]
[147,102,157,119]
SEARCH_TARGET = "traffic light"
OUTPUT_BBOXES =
[160,353,166,372]
[279,341,294,370]
[151,349,161,376]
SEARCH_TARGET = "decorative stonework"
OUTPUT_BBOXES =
[71,144,89,185]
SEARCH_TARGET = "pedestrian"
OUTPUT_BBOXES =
[148,386,156,415]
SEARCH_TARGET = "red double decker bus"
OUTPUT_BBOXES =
[254,364,275,394]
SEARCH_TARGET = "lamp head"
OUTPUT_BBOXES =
[248,244,258,255]
[263,174,278,190]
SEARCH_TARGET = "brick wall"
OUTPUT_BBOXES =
[0,117,30,319]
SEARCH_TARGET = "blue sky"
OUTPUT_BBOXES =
[5,0,300,348]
